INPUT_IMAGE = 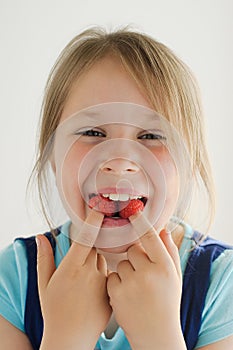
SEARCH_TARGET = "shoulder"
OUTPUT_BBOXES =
[0,239,28,278]
[199,235,233,278]
[0,240,28,332]
[209,245,233,292]
[188,234,233,288]
[185,232,233,271]
[0,228,62,333]
[195,237,233,348]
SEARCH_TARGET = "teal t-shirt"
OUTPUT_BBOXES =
[1,221,233,349]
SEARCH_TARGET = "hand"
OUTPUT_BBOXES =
[107,212,186,350]
[37,210,112,350]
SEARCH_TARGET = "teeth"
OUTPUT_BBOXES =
[109,194,120,201]
[117,194,130,201]
[101,193,143,201]
[130,195,141,200]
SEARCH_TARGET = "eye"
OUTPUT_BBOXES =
[138,132,166,140]
[75,128,106,137]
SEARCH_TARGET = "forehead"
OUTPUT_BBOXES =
[60,55,152,123]
[59,103,164,131]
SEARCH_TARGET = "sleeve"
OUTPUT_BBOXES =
[0,240,28,332]
[195,249,233,348]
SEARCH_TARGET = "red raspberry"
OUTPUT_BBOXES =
[88,195,101,209]
[88,195,117,217]
[119,199,144,219]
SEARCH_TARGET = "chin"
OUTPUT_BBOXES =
[97,240,139,254]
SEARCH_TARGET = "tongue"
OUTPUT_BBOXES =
[88,195,144,219]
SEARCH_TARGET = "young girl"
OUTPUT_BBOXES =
[1,27,233,350]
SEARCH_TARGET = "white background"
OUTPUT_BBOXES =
[0,0,232,248]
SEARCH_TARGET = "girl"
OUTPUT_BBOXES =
[1,27,233,350]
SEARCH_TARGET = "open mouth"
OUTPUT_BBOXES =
[88,192,148,219]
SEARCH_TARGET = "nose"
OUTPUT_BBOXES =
[100,158,140,175]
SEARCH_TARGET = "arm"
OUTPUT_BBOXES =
[194,248,233,349]
[197,335,233,349]
[0,315,33,350]
[0,242,32,349]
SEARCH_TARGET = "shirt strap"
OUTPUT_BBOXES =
[181,231,233,350]
[15,230,58,349]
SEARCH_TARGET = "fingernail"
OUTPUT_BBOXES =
[36,236,41,247]
[164,225,171,234]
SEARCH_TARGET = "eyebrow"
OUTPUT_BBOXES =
[81,111,100,120]
[61,106,164,133]
[81,110,161,122]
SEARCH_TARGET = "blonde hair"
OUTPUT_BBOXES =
[29,26,215,232]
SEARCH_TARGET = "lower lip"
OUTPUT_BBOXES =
[102,217,130,227]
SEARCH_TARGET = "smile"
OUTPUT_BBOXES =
[88,188,148,222]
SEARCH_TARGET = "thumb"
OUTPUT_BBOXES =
[36,234,56,298]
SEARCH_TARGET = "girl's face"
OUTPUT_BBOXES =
[53,55,181,252]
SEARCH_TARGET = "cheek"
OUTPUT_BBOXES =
[151,146,179,192]
[162,157,179,195]
[159,152,179,201]
[149,147,180,227]
[57,142,91,219]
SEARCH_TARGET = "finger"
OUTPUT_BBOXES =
[117,259,134,280]
[127,243,150,270]
[107,269,112,276]
[107,272,121,298]
[85,247,98,267]
[97,254,108,275]
[64,210,104,269]
[129,211,171,264]
[159,229,182,278]
[36,234,56,297]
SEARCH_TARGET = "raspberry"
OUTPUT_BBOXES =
[88,195,101,209]
[88,195,117,217]
[119,199,144,219]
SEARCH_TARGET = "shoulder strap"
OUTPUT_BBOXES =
[15,231,58,350]
[181,231,233,350]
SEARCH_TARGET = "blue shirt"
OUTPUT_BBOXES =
[1,221,233,349]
